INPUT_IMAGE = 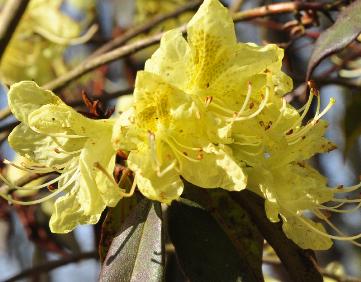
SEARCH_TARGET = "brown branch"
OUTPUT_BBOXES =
[263,256,361,282]
[0,0,30,60]
[321,272,361,282]
[231,190,323,282]
[4,251,98,282]
[90,0,202,57]
[233,1,339,21]
[0,107,11,121]
[43,31,167,92]
[229,0,244,13]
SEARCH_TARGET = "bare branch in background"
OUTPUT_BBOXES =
[90,0,203,57]
[229,0,244,13]
[0,0,30,60]
[263,256,361,282]
[4,251,98,282]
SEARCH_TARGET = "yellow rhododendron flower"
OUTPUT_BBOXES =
[128,0,361,250]
[0,0,96,85]
[113,71,246,203]
[113,0,291,203]
[0,81,129,233]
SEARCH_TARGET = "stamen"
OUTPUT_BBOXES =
[3,159,64,173]
[148,131,159,169]
[271,98,287,130]
[0,171,70,191]
[157,160,178,177]
[238,145,264,156]
[286,208,361,241]
[93,162,136,198]
[332,182,361,193]
[166,141,200,163]
[233,141,262,146]
[205,96,213,107]
[331,198,361,204]
[313,209,361,247]
[34,24,98,45]
[286,91,314,133]
[0,170,79,205]
[231,87,269,122]
[286,98,335,143]
[29,126,86,139]
[318,201,361,214]
[207,100,236,115]
[235,82,253,118]
[168,135,201,151]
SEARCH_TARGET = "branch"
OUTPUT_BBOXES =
[4,251,98,282]
[233,1,339,21]
[43,31,166,92]
[231,190,323,282]
[0,0,30,60]
[90,0,202,57]
[263,256,361,282]
[229,0,244,13]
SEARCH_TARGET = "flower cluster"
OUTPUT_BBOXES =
[2,0,361,250]
[0,0,96,85]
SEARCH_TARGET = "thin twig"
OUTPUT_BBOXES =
[229,0,244,13]
[43,31,167,92]
[233,1,339,21]
[0,107,11,121]
[90,0,202,57]
[263,256,361,282]
[4,251,98,282]
[0,0,30,60]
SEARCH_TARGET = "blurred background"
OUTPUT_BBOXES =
[0,0,360,281]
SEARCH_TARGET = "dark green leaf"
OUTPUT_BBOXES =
[99,195,141,262]
[344,93,361,154]
[231,190,323,282]
[307,0,361,79]
[183,185,264,281]
[100,199,164,282]
[168,199,261,282]
[208,191,263,270]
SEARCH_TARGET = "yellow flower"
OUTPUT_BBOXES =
[0,0,95,85]
[226,72,361,249]
[115,0,294,203]
[1,81,126,233]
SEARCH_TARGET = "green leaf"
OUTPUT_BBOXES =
[231,190,323,282]
[183,185,264,281]
[100,198,164,282]
[99,195,141,263]
[344,93,361,154]
[207,191,263,279]
[307,1,361,79]
[168,199,263,282]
